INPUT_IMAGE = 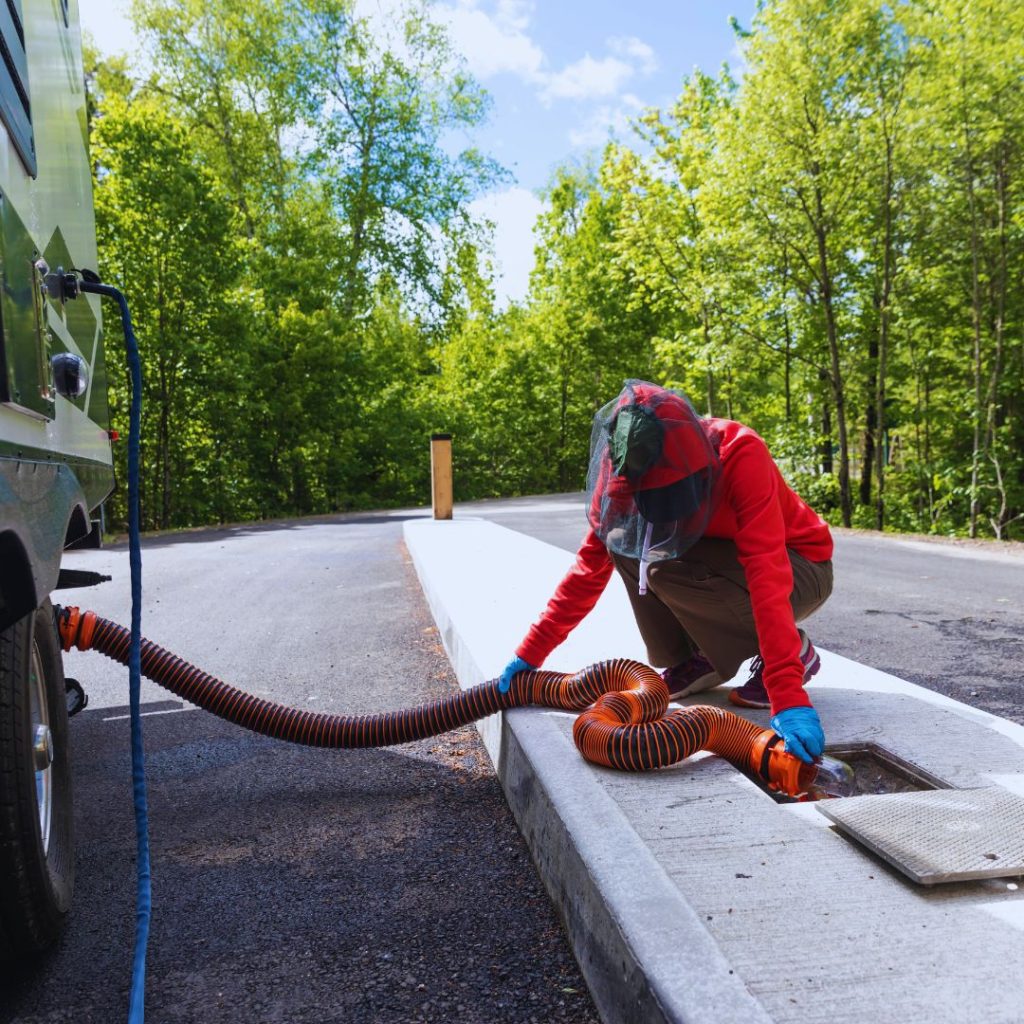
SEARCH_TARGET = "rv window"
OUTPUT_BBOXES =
[0,0,35,177]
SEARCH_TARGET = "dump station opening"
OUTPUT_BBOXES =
[827,744,946,796]
[754,743,946,804]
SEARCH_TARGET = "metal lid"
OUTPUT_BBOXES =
[817,787,1024,885]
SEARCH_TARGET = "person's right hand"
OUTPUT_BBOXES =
[499,655,534,694]
[770,706,825,764]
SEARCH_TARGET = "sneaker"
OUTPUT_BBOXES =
[662,651,722,699]
[728,630,820,709]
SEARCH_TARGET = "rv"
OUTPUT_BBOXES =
[0,0,112,956]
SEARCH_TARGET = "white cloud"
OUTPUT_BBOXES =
[493,0,532,32]
[539,37,657,104]
[435,1,659,111]
[540,54,634,102]
[437,0,545,81]
[469,185,545,306]
[608,36,658,75]
[568,93,644,148]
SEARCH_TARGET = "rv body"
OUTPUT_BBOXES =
[0,0,112,956]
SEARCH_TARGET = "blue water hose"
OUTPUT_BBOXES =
[79,279,150,1023]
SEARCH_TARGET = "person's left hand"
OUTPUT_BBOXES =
[498,655,534,694]
[770,706,825,764]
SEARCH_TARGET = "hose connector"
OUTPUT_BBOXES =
[748,728,856,800]
[55,605,97,652]
[749,728,816,798]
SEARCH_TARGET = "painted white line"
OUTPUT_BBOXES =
[103,706,195,722]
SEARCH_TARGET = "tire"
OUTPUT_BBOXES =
[0,599,74,957]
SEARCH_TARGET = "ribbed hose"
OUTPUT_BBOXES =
[56,606,811,795]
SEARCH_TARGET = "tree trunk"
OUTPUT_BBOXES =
[819,367,833,476]
[874,132,896,531]
[910,333,926,525]
[159,379,171,529]
[781,253,794,422]
[210,71,256,241]
[783,324,793,422]
[860,337,877,508]
[982,143,1010,535]
[813,181,851,526]
[558,342,571,491]
[962,87,984,538]
[703,309,715,416]
[924,370,935,528]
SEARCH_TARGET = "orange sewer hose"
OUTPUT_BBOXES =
[56,605,813,798]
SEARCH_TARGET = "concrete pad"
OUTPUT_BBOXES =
[404,518,1024,1024]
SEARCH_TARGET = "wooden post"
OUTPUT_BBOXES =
[430,433,453,520]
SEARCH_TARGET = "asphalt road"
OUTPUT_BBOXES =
[3,495,1022,1023]
[1,511,600,1024]
[457,492,1024,724]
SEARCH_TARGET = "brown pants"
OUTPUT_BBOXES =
[611,538,833,681]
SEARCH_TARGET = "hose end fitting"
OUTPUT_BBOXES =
[749,728,816,799]
[56,605,97,652]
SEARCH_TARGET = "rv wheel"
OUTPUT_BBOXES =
[0,599,75,957]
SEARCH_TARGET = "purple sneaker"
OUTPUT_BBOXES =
[728,631,820,709]
[662,651,721,699]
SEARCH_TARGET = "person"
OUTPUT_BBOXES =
[498,379,834,764]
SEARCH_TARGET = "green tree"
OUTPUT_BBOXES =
[123,0,503,517]
[726,0,888,527]
[902,0,1024,537]
[90,69,250,530]
[601,71,739,415]
[525,163,657,488]
[85,0,1024,541]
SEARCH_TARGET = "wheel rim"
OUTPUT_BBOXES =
[28,639,53,855]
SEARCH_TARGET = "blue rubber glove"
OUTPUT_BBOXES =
[499,655,534,694]
[770,706,825,764]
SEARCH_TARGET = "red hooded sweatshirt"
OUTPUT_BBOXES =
[515,417,833,715]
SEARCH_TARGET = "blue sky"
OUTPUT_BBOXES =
[79,0,756,303]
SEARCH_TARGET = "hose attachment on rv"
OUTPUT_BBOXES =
[54,269,151,1024]
[56,606,816,797]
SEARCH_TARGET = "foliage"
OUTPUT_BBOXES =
[88,0,1024,541]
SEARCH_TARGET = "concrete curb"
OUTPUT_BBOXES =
[405,519,772,1024]
[404,517,1024,1024]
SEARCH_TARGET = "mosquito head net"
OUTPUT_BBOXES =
[586,380,721,566]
